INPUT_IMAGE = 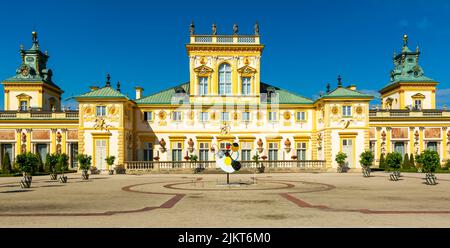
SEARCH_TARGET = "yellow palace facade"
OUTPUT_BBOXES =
[1,26,449,172]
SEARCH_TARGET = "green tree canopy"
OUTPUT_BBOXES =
[359,150,374,168]
[385,152,402,171]
[416,149,440,173]
[16,152,39,176]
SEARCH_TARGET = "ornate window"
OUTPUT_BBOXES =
[218,63,232,95]
[143,142,153,161]
[268,142,278,161]
[241,142,252,161]
[242,112,250,122]
[199,142,209,161]
[296,142,307,160]
[221,112,230,122]
[268,111,278,122]
[171,142,183,161]
[296,111,306,121]
[96,106,106,116]
[200,112,209,122]
[242,77,251,95]
[143,111,153,121]
[172,111,182,122]
[20,101,28,111]
[199,77,208,95]
[342,106,352,117]
[414,100,422,110]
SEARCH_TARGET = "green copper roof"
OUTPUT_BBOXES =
[135,83,190,104]
[260,82,313,104]
[319,87,374,99]
[382,36,438,91]
[75,86,129,99]
[135,82,313,105]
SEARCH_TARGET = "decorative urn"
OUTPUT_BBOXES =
[257,138,264,153]
[159,138,167,153]
[284,138,291,153]
[188,138,195,153]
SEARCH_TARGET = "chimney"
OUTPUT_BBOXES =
[347,84,357,91]
[135,86,144,99]
[90,86,99,91]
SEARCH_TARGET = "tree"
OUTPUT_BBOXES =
[335,151,347,172]
[409,153,415,168]
[359,150,374,169]
[385,152,402,172]
[36,153,44,172]
[16,152,39,177]
[57,153,69,176]
[2,152,12,174]
[46,153,59,175]
[402,153,410,169]
[105,155,116,171]
[416,149,440,174]
[77,154,92,171]
[379,153,386,169]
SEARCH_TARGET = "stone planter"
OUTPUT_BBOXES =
[362,167,371,177]
[59,175,68,183]
[389,172,399,181]
[108,170,114,175]
[20,176,32,188]
[425,173,437,185]
[82,170,89,180]
[50,173,57,180]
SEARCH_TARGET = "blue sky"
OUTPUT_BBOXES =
[1,0,450,109]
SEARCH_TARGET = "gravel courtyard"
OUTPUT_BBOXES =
[1,172,450,227]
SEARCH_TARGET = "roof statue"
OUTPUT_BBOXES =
[106,73,111,87]
[254,21,259,35]
[233,24,238,35]
[189,21,195,35]
[212,23,217,35]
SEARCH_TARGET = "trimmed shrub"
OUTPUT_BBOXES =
[379,153,386,169]
[402,153,410,169]
[359,150,374,168]
[409,153,415,168]
[416,149,440,174]
[16,152,39,176]
[385,152,402,172]
[2,152,12,174]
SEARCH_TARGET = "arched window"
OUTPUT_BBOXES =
[218,63,232,95]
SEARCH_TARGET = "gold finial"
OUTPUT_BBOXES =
[20,44,24,50]
[45,50,49,56]
[403,34,408,47]
[416,45,420,53]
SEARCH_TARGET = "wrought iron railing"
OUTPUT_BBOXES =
[124,160,325,172]
[0,110,79,119]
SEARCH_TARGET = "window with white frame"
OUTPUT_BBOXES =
[242,77,251,95]
[342,106,352,117]
[172,111,182,121]
[20,101,28,111]
[241,142,252,161]
[242,112,250,122]
[143,142,153,161]
[218,63,232,95]
[296,111,306,121]
[221,112,230,122]
[171,142,182,161]
[96,106,106,116]
[268,111,278,122]
[268,142,278,161]
[199,142,209,161]
[296,142,307,160]
[199,77,208,95]
[200,112,209,122]
[414,99,422,110]
[143,111,153,121]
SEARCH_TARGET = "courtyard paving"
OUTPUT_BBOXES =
[1,171,450,227]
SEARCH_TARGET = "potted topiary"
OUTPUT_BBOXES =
[46,153,59,180]
[77,154,92,180]
[359,150,374,177]
[114,164,126,174]
[416,149,440,185]
[335,151,348,173]
[253,154,265,173]
[57,153,69,183]
[1,152,12,175]
[16,152,39,188]
[105,155,116,175]
[386,152,402,181]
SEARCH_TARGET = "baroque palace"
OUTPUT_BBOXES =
[1,24,449,172]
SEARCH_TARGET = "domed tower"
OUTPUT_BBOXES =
[2,31,63,111]
[379,35,438,110]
